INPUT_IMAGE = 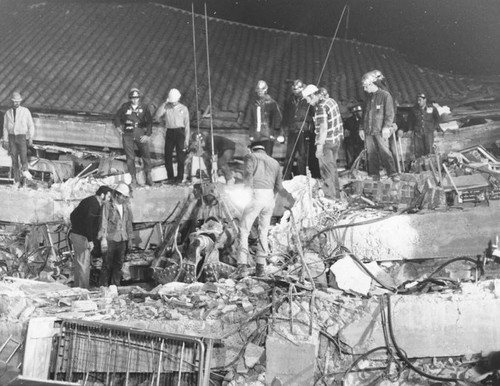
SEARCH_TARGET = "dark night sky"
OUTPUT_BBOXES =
[162,0,500,76]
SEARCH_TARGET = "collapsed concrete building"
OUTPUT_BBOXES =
[0,1,500,385]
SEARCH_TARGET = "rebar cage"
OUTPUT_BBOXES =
[49,319,213,386]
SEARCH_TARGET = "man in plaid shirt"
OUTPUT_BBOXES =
[302,84,343,199]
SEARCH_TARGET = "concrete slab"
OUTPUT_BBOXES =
[338,200,500,261]
[339,282,500,358]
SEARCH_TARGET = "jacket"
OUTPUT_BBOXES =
[3,106,35,140]
[243,149,283,194]
[98,201,134,242]
[361,89,395,136]
[408,105,440,134]
[114,102,153,136]
[70,195,101,241]
[249,94,282,141]
[282,94,312,135]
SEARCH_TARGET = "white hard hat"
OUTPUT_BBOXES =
[302,84,318,98]
[114,182,130,197]
[255,80,268,92]
[167,88,181,103]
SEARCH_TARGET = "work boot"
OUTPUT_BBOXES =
[255,263,266,277]
[145,172,153,186]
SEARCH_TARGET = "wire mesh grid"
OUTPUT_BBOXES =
[49,319,211,386]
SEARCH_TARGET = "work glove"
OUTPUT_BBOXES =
[1,140,8,151]
[343,129,350,138]
[397,129,404,138]
[381,127,392,139]
[127,239,134,250]
[28,138,33,147]
[139,135,150,143]
[315,144,324,159]
[359,130,365,141]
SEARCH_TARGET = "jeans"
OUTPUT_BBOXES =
[318,142,340,199]
[70,233,91,289]
[164,128,186,180]
[284,131,307,179]
[99,240,127,286]
[8,134,28,182]
[122,129,152,182]
[365,134,397,177]
[237,189,275,266]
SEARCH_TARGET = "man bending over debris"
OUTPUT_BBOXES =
[98,183,134,286]
[236,142,286,278]
[114,88,153,186]
[2,91,35,187]
[70,185,113,289]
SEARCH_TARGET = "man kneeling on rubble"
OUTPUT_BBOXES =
[235,142,290,278]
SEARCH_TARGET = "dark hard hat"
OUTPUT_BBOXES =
[292,79,304,91]
[351,105,362,112]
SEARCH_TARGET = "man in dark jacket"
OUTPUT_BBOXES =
[70,185,113,288]
[203,134,236,184]
[248,80,282,156]
[282,79,313,180]
[408,93,440,157]
[236,142,286,278]
[114,88,153,186]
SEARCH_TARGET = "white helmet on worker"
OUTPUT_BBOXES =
[167,88,181,103]
[301,84,318,98]
[115,182,130,197]
[361,70,384,87]
[255,80,268,93]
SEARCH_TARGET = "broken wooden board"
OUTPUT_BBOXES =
[339,200,500,261]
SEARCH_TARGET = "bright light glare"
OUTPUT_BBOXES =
[225,185,252,212]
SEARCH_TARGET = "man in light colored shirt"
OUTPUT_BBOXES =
[154,88,190,182]
[2,91,35,187]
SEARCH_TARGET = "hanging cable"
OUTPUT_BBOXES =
[282,0,350,179]
[191,3,200,136]
[204,3,217,183]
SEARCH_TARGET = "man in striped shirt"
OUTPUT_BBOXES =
[302,85,344,199]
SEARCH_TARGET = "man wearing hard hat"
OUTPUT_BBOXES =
[114,88,154,186]
[98,182,134,286]
[2,91,35,187]
[154,88,190,183]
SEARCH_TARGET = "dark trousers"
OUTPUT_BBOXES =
[318,142,340,199]
[122,130,151,182]
[164,128,186,180]
[365,134,397,177]
[284,131,307,180]
[8,134,28,182]
[99,240,127,286]
[414,132,434,157]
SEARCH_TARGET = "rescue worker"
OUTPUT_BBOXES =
[201,134,236,184]
[343,105,365,168]
[248,80,282,156]
[407,93,440,157]
[114,88,153,186]
[302,84,344,200]
[70,185,113,289]
[282,79,312,179]
[236,142,285,278]
[359,70,399,181]
[154,88,190,183]
[2,91,35,187]
[98,182,134,287]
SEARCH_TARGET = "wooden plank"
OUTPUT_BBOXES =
[22,318,60,380]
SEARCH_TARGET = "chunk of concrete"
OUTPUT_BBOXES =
[266,334,316,386]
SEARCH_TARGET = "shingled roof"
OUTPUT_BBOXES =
[0,0,494,128]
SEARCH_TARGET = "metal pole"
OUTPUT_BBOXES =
[204,3,217,183]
